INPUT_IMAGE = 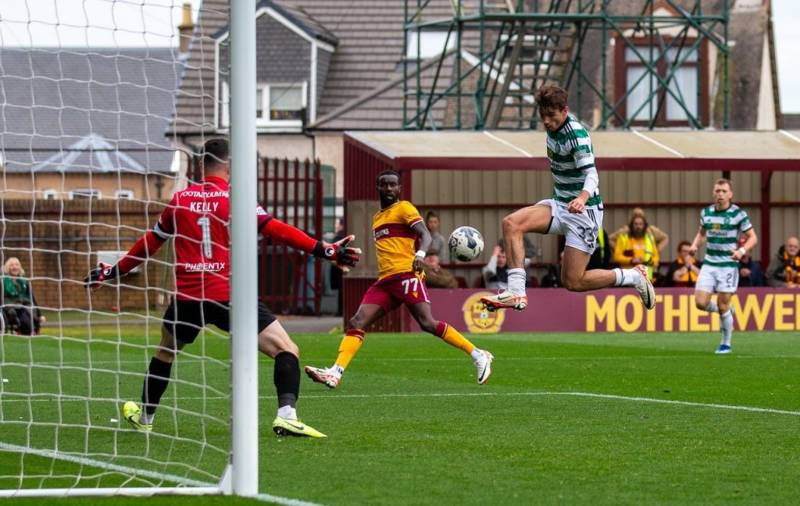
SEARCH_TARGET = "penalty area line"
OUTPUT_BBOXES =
[297,390,800,417]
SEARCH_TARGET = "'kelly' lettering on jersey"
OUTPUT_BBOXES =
[153,176,271,301]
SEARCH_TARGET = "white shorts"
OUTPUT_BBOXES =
[696,265,739,293]
[538,199,603,254]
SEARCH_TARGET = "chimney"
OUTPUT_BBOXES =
[178,2,194,54]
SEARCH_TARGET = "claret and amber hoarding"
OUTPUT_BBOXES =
[409,288,800,334]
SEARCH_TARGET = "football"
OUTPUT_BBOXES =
[448,226,484,261]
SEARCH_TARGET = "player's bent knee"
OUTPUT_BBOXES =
[502,214,518,235]
[154,348,177,363]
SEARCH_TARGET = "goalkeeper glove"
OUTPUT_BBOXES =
[84,262,120,288]
[313,234,361,272]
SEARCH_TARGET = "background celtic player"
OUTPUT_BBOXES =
[690,178,757,354]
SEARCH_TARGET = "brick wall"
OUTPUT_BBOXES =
[1,199,171,312]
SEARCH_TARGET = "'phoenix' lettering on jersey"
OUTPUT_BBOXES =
[374,228,390,240]
[183,261,226,272]
[189,202,220,213]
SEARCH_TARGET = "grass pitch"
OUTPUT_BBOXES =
[0,325,799,505]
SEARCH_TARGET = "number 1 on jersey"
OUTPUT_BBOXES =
[197,216,212,258]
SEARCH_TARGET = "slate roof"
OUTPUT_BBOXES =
[0,47,181,173]
[169,0,775,134]
[168,0,455,134]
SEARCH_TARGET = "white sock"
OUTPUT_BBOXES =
[720,310,733,346]
[140,412,153,425]
[277,405,297,420]
[333,364,345,376]
[705,300,719,313]
[470,349,483,361]
[613,268,639,287]
[507,268,526,295]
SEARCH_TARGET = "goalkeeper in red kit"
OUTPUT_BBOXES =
[86,138,360,438]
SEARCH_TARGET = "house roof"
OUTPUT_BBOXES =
[168,0,455,135]
[0,47,181,174]
[212,0,339,46]
[169,0,774,134]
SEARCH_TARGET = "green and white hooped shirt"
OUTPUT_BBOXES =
[700,204,753,268]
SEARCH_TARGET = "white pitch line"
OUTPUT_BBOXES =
[4,391,798,417]
[0,441,212,488]
[483,130,534,157]
[0,442,325,506]
[631,129,686,158]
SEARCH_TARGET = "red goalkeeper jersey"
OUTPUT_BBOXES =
[154,176,271,301]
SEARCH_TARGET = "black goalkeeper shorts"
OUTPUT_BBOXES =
[162,299,277,344]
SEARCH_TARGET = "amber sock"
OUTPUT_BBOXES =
[333,328,365,372]
[435,321,476,355]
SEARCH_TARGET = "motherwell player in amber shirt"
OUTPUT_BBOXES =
[86,138,360,438]
[305,170,493,389]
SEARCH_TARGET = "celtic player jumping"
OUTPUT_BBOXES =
[689,178,757,354]
[481,85,655,313]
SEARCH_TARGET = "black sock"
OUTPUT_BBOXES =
[142,357,173,416]
[274,352,300,409]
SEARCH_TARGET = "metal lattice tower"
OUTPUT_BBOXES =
[403,0,730,130]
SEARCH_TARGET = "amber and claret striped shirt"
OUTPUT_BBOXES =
[372,200,423,279]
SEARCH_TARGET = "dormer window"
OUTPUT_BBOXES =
[220,81,307,130]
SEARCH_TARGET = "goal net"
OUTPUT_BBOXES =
[0,0,252,497]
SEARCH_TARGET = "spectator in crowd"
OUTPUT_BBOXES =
[423,254,458,288]
[667,241,701,287]
[587,228,611,270]
[482,245,509,290]
[613,214,659,280]
[2,257,45,335]
[737,234,764,287]
[766,236,800,288]
[425,211,447,259]
[610,208,669,254]
[330,218,347,315]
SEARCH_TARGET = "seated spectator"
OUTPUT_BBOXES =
[667,241,701,287]
[2,257,45,335]
[587,228,611,270]
[766,236,800,288]
[736,235,764,287]
[422,254,458,288]
[613,214,659,280]
[425,211,447,260]
[482,245,509,290]
[610,208,669,254]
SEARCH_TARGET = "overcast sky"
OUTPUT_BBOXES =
[0,0,798,112]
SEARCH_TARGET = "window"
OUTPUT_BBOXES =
[220,81,306,129]
[115,189,134,199]
[42,189,58,200]
[406,31,455,59]
[69,189,101,200]
[615,39,708,127]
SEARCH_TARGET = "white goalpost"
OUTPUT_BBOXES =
[0,0,259,498]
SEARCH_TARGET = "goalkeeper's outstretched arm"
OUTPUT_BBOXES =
[259,217,361,272]
[85,231,167,287]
